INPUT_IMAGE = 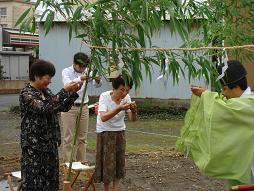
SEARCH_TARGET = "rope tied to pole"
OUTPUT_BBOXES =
[81,41,254,52]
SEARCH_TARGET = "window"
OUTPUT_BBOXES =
[0,8,7,18]
[0,24,7,27]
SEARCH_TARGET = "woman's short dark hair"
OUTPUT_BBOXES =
[112,75,133,89]
[74,52,89,66]
[29,59,55,81]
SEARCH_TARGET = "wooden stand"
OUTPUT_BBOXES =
[63,181,72,191]
[62,162,96,191]
[4,171,22,191]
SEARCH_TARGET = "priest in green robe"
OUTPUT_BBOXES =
[177,60,254,186]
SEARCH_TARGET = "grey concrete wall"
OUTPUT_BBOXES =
[0,80,28,93]
[39,23,206,99]
[1,54,29,80]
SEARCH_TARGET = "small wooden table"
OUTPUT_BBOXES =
[4,171,22,191]
[64,162,96,191]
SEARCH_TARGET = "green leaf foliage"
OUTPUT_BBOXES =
[16,0,254,89]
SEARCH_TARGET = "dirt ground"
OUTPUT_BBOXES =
[0,112,226,191]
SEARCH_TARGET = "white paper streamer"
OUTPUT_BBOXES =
[156,55,169,81]
[216,40,229,81]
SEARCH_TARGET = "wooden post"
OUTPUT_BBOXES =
[63,181,72,191]
[84,172,96,191]
[6,174,14,191]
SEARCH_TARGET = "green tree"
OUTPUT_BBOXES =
[17,0,254,87]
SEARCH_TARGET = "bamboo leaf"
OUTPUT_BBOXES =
[44,11,55,35]
[31,17,36,33]
[68,24,73,43]
[143,57,153,82]
[73,6,83,20]
[75,33,87,38]
[137,24,145,47]
[15,8,31,27]
[40,9,50,22]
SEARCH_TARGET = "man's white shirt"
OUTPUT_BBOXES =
[241,86,251,97]
[62,65,102,103]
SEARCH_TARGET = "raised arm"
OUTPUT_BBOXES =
[62,67,91,84]
[52,89,79,112]
[19,89,66,114]
[100,103,130,122]
[98,94,130,122]
[20,83,80,114]
[191,85,206,97]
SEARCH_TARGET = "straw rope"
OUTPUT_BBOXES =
[81,41,254,52]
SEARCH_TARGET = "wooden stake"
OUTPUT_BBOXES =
[63,181,72,191]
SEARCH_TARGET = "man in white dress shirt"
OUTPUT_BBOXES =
[61,52,102,162]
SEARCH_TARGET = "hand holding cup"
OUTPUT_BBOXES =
[190,85,206,97]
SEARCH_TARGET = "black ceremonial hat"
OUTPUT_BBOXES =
[217,60,247,85]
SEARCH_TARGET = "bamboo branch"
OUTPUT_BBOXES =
[66,65,92,182]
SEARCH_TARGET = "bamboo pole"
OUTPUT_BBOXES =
[65,64,92,182]
[230,184,254,191]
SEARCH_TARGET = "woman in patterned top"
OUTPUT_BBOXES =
[19,59,81,191]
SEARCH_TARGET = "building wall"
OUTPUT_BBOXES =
[12,2,33,28]
[1,54,29,80]
[0,1,33,28]
[0,79,28,93]
[0,1,13,27]
[39,23,206,99]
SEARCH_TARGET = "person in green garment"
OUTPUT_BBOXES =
[177,60,254,187]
